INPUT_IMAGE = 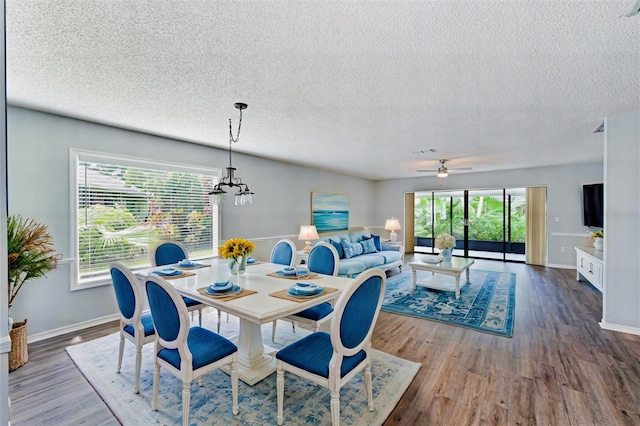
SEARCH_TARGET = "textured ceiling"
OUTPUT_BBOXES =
[6,1,640,180]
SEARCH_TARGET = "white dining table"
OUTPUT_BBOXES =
[136,258,354,385]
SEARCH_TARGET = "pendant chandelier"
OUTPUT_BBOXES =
[209,102,254,206]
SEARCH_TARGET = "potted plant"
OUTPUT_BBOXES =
[592,230,604,251]
[7,215,62,370]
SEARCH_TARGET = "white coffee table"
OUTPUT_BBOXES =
[408,256,475,299]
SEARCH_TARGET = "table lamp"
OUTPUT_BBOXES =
[385,217,401,243]
[298,225,320,253]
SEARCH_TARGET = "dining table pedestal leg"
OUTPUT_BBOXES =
[223,317,277,385]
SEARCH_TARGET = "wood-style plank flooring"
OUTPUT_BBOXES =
[8,258,640,425]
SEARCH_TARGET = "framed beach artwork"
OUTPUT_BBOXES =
[311,192,349,233]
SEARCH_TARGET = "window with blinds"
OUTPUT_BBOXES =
[71,149,219,289]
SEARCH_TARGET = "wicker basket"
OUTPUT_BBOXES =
[9,319,28,371]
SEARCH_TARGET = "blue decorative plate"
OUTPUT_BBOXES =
[247,257,256,264]
[153,268,183,277]
[207,281,233,293]
[288,283,324,297]
[288,286,325,298]
[178,259,198,267]
[280,267,297,276]
[206,285,242,297]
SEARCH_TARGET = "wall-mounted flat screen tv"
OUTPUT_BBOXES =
[583,183,604,228]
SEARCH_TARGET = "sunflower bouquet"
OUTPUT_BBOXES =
[219,238,255,261]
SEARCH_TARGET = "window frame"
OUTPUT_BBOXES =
[69,148,220,291]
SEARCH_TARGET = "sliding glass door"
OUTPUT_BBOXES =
[467,189,505,260]
[414,187,526,262]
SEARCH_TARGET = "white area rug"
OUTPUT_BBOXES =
[66,315,420,425]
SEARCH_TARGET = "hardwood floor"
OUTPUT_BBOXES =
[8,258,640,425]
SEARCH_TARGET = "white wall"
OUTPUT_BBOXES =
[602,110,640,333]
[373,162,603,266]
[7,107,376,337]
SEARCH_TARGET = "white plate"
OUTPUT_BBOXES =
[205,285,242,297]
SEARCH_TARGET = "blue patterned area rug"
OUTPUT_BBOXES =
[383,268,516,337]
[66,315,420,425]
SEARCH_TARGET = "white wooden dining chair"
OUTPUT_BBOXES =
[272,242,339,342]
[270,239,297,267]
[145,275,239,425]
[110,262,156,394]
[150,240,218,330]
[275,268,386,425]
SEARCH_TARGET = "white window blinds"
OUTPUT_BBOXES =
[72,149,219,288]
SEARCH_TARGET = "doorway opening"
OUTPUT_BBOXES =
[414,188,526,262]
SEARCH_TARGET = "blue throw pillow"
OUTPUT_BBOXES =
[360,238,378,254]
[330,239,345,259]
[341,239,363,258]
[367,235,383,251]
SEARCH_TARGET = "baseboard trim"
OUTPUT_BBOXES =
[546,263,576,270]
[0,335,11,353]
[28,314,119,344]
[599,321,640,336]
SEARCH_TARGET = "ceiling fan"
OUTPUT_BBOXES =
[417,159,472,177]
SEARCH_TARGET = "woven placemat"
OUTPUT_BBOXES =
[269,286,338,303]
[152,271,196,280]
[247,261,264,266]
[196,287,258,301]
[266,272,322,280]
[175,263,211,270]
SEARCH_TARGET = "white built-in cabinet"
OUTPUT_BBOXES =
[575,246,603,292]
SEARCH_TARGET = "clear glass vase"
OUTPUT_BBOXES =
[237,254,247,275]
[229,255,248,278]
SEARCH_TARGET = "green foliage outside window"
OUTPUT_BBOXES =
[78,163,214,276]
[415,193,526,243]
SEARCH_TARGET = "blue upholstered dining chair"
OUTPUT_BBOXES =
[272,242,339,342]
[270,239,297,267]
[110,262,156,394]
[145,275,239,425]
[275,268,386,426]
[150,240,210,329]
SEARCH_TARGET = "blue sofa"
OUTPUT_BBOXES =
[315,230,403,277]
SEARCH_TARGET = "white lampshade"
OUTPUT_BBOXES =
[298,225,320,252]
[385,217,401,243]
[385,217,401,231]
